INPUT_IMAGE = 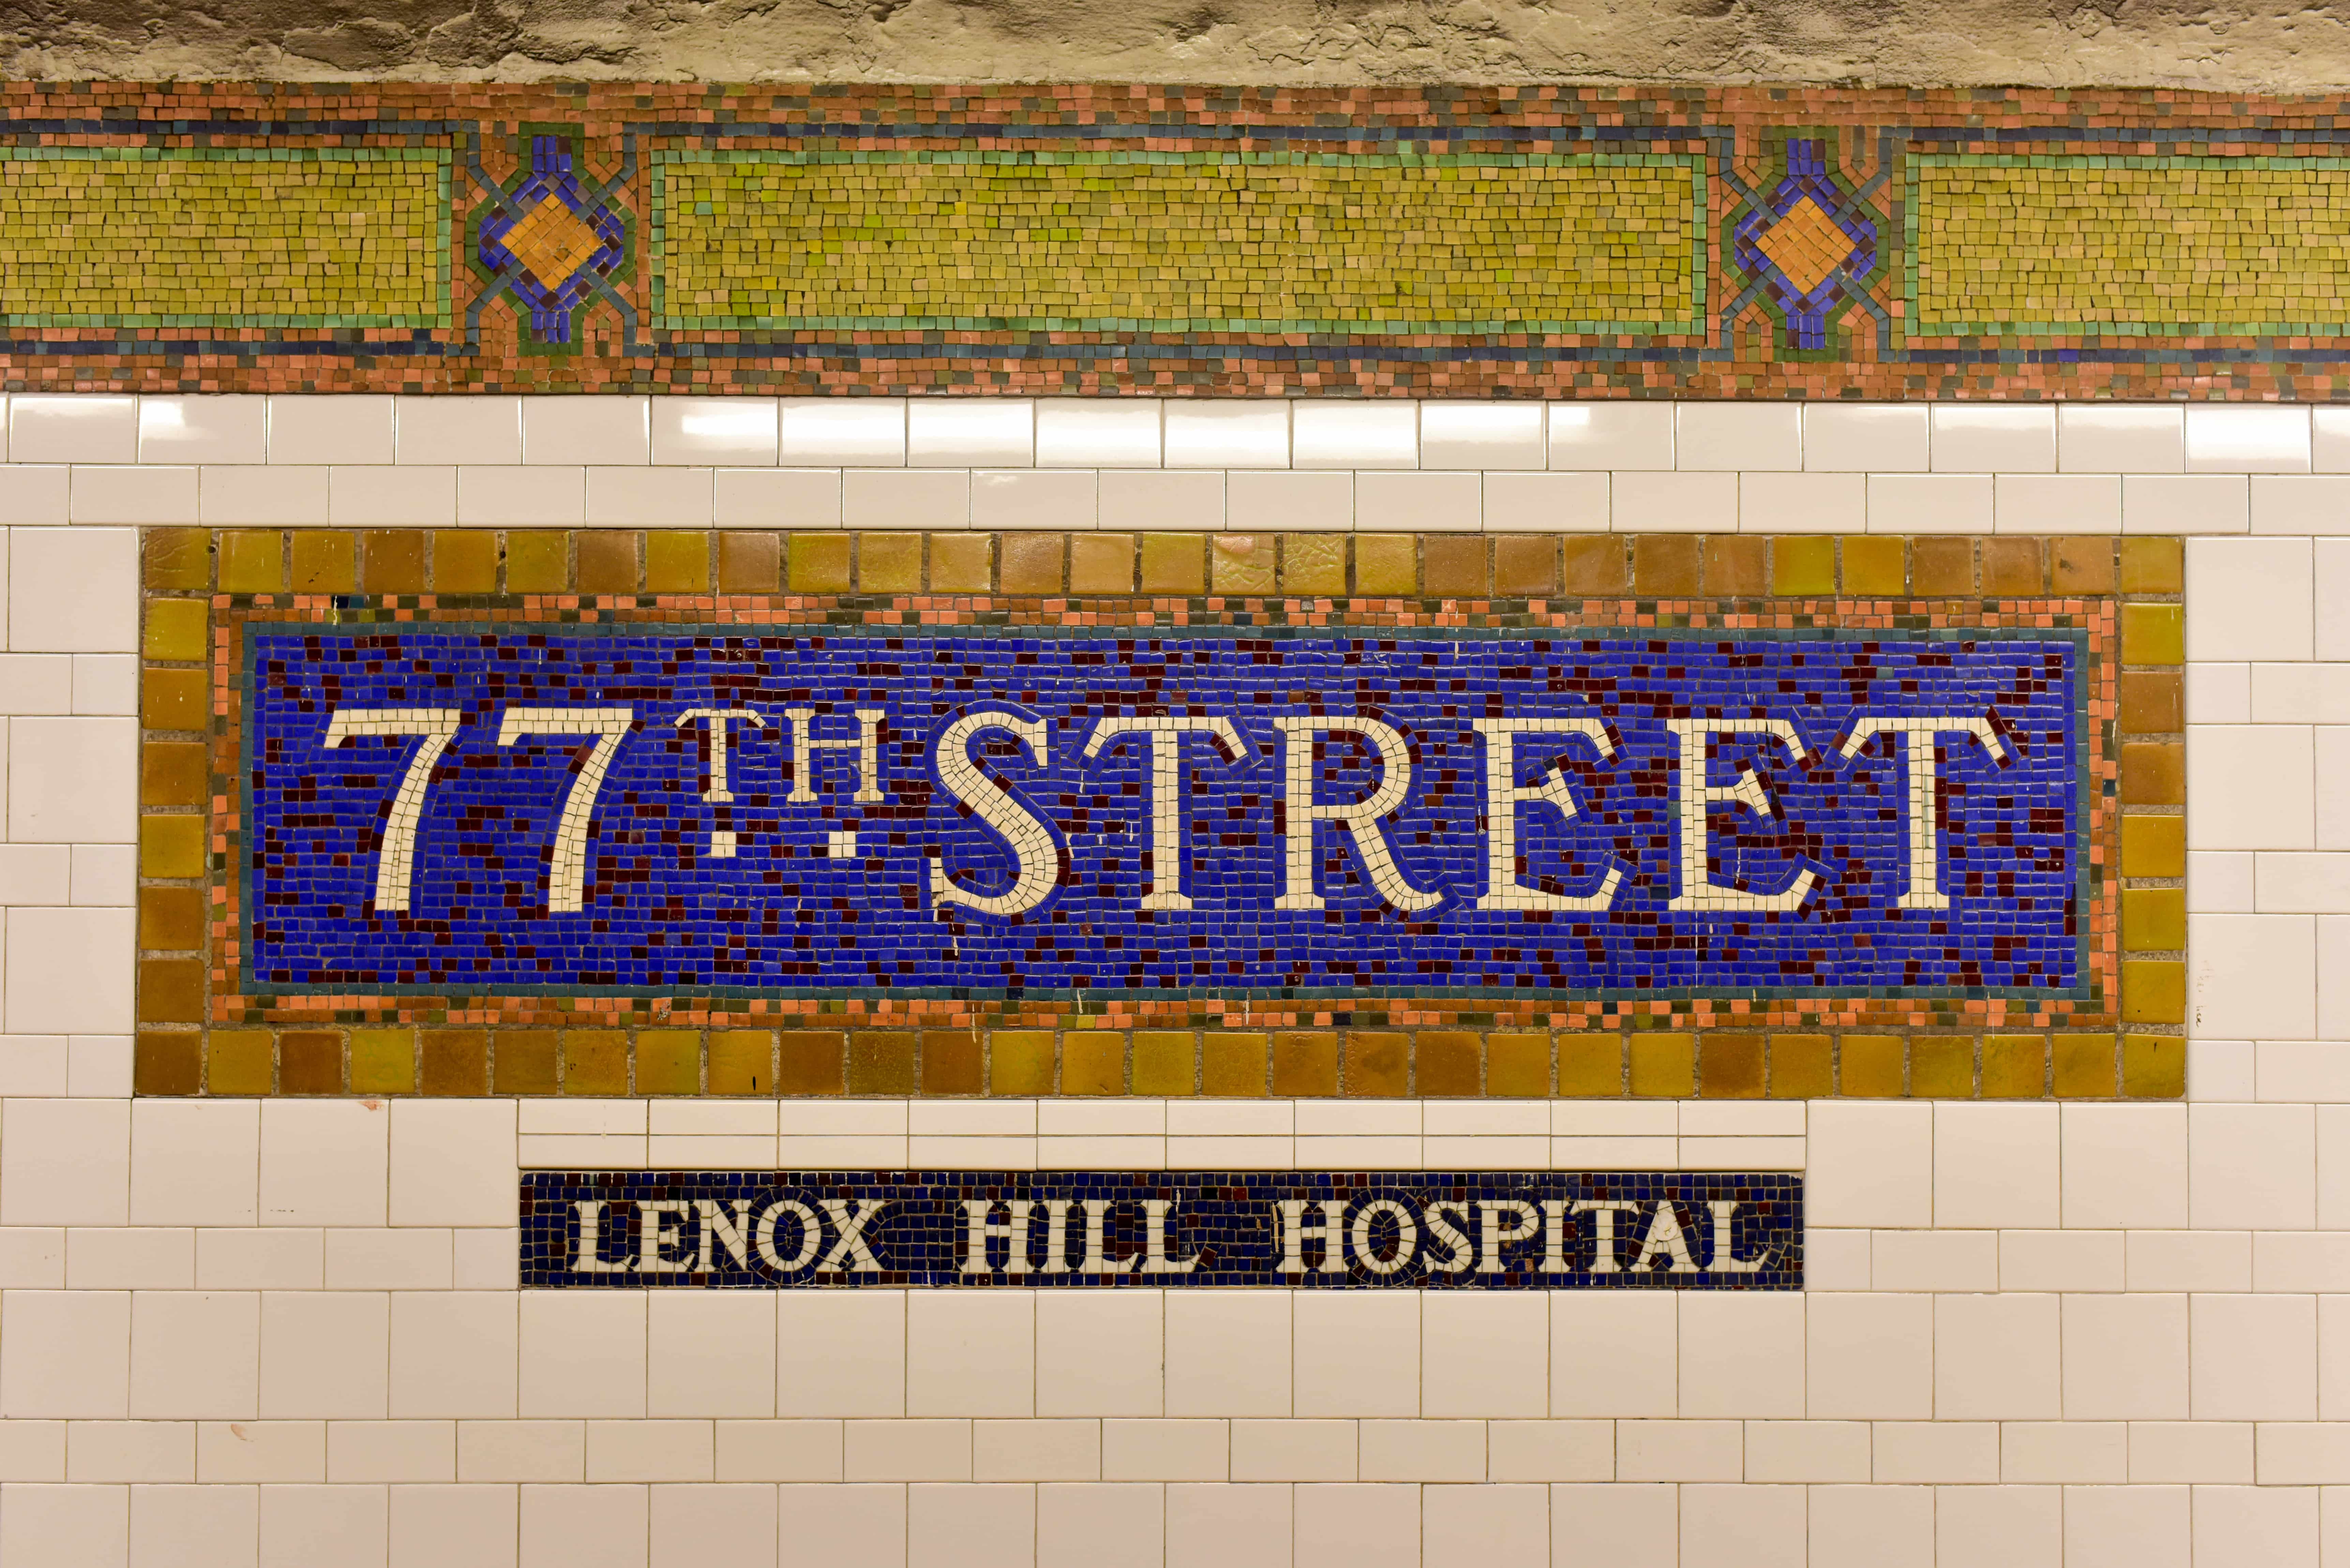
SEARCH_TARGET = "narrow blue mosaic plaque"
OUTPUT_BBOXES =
[520,1171,1802,1289]
[243,624,2083,1000]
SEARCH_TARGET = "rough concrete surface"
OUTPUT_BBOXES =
[3,0,2348,89]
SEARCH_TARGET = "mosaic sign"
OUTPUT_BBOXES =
[240,624,2083,1002]
[521,1171,1803,1290]
[11,82,2350,395]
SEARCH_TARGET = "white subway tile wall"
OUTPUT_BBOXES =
[1,394,2336,1565]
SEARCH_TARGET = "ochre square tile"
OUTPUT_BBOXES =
[1064,1031,1128,1095]
[1133,1031,1198,1096]
[1906,537,1971,595]
[2052,537,2117,593]
[1068,534,1132,594]
[278,1031,343,1095]
[1421,536,1487,597]
[137,958,202,1024]
[717,532,781,593]
[421,1030,489,1096]
[144,669,208,732]
[1769,1034,1833,1098]
[635,1029,700,1095]
[491,1031,558,1096]
[2123,815,2186,877]
[1353,536,1416,595]
[141,742,207,808]
[562,1029,629,1095]
[2119,672,2183,734]
[857,532,922,593]
[2120,537,2184,593]
[1342,1031,1410,1096]
[135,1032,200,1096]
[144,599,209,663]
[1272,1031,1339,1097]
[788,533,852,593]
[645,533,710,593]
[1628,1033,1695,1097]
[776,1030,845,1095]
[1839,1034,1906,1097]
[1211,534,1275,595]
[1492,536,1558,596]
[1486,1032,1551,1097]
[1558,1036,1623,1096]
[930,533,993,592]
[1282,535,1347,596]
[989,1030,1054,1096]
[2122,603,2185,665]
[1697,1032,1765,1097]
[1909,1037,1975,1097]
[848,1030,917,1096]
[1003,533,1068,593]
[2123,888,2187,952]
[1842,535,1909,595]
[504,532,569,592]
[433,531,499,593]
[218,531,284,593]
[576,532,640,594]
[2122,1034,2186,1097]
[138,886,204,951]
[1981,1035,2047,1098]
[2123,961,2187,1024]
[139,817,205,879]
[2122,742,2185,805]
[289,531,355,593]
[1981,537,2045,595]
[207,1030,273,1096]
[345,1034,416,1100]
[361,531,426,593]
[1413,1031,1481,1096]
[1202,1032,1268,1096]
[709,1031,776,1095]
[1631,537,1700,596]
[1138,533,1203,594]
[1701,537,1767,596]
[145,529,211,591]
[922,1029,983,1096]
[2053,1034,2118,1098]
[1772,537,1834,595]
[1560,536,1628,595]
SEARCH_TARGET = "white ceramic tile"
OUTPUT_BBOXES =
[329,466,457,526]
[259,1293,389,1418]
[2061,1294,2189,1418]
[1227,471,1353,532]
[1483,471,1607,531]
[4,906,132,1034]
[1035,1292,1162,1418]
[972,470,1095,531]
[1293,1293,1418,1418]
[456,467,585,527]
[1869,1230,1997,1292]
[396,396,522,466]
[140,397,267,465]
[1164,403,1288,469]
[2252,474,2350,534]
[1547,403,1672,470]
[1675,404,1799,470]
[2191,1102,2316,1228]
[130,1101,257,1227]
[2187,725,2313,850]
[909,400,1033,467]
[522,396,648,465]
[519,1293,646,1419]
[1994,474,2122,533]
[1344,472,1466,533]
[65,1228,193,1291]
[1806,405,1927,471]
[1678,1293,1802,1417]
[1931,404,2056,472]
[2191,913,2317,1038]
[906,1293,1034,1418]
[584,466,714,526]
[1609,471,1736,532]
[1998,1229,2124,1292]
[1934,1293,2061,1419]
[650,398,777,466]
[780,398,906,466]
[1933,1103,2060,1228]
[712,468,841,527]
[1292,402,1415,469]
[1419,402,1543,470]
[388,1101,515,1228]
[2060,405,2184,472]
[2063,1104,2188,1228]
[265,395,392,466]
[1807,1101,1931,1227]
[1613,1419,1739,1480]
[2192,1294,2317,1419]
[0,465,69,524]
[69,466,198,525]
[1166,1292,1289,1417]
[1679,1484,1804,1568]
[2125,1231,2251,1292]
[1036,400,1160,468]
[2124,474,2249,534]
[2187,405,2311,473]
[1737,471,1862,532]
[844,470,969,530]
[130,1292,259,1418]
[387,1294,516,1420]
[11,714,133,841]
[11,397,136,464]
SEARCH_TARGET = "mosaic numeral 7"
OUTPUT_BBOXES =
[324,705,635,916]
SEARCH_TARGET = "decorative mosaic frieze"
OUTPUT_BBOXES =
[521,1171,1804,1290]
[12,82,2350,396]
[137,527,2185,1100]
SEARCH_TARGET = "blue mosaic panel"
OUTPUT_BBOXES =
[242,624,2084,1000]
[519,1170,1803,1289]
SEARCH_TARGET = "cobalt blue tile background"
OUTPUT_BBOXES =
[520,1170,1803,1289]
[240,624,2083,1000]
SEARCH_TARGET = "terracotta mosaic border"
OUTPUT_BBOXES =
[5,82,2350,397]
[135,528,2186,1100]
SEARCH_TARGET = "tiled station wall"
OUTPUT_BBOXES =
[0,392,2340,1566]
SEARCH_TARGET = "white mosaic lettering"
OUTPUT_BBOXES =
[1630,1200,1699,1273]
[1664,718,1818,913]
[571,1199,632,1274]
[1038,1197,1074,1275]
[1272,715,1442,913]
[1423,1200,1475,1274]
[696,1198,754,1271]
[1080,1198,1139,1274]
[815,1197,887,1273]
[1349,1197,1419,1276]
[962,1197,1035,1276]
[784,705,887,804]
[637,1198,690,1274]
[929,709,1059,918]
[1470,717,1627,911]
[673,706,766,857]
[1141,1197,1199,1274]
[1476,1198,1541,1272]
[1081,715,1252,910]
[1275,1198,1348,1275]
[754,1198,822,1273]
[495,706,636,913]
[1837,714,2013,909]
[321,706,462,913]
[1574,1198,1640,1274]
[1707,1200,1765,1274]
